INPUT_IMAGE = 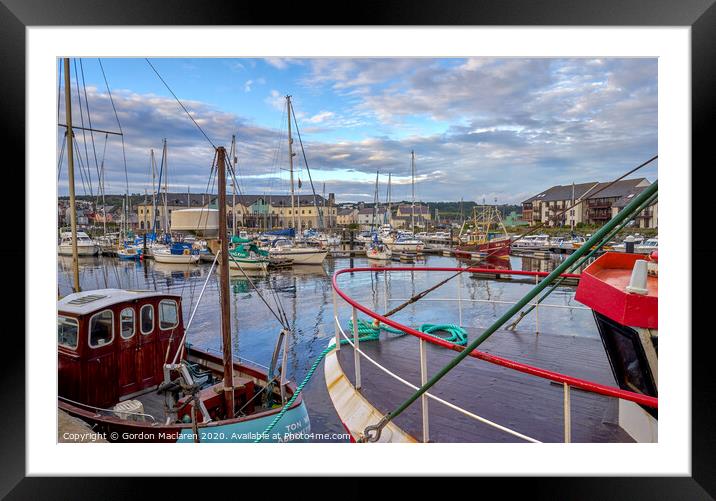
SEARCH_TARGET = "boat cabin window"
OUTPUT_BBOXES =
[120,308,135,339]
[89,310,114,348]
[159,300,179,330]
[140,304,154,335]
[58,316,79,349]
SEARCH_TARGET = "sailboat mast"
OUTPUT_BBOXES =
[162,139,169,234]
[63,58,80,292]
[150,148,156,232]
[411,150,415,234]
[387,173,391,225]
[372,171,379,231]
[231,134,237,237]
[286,96,297,234]
[216,146,235,418]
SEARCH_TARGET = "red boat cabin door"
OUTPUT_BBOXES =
[137,303,158,389]
[117,306,140,396]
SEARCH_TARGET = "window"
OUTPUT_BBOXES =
[140,304,154,335]
[159,300,179,330]
[58,316,79,349]
[120,308,135,339]
[89,310,114,348]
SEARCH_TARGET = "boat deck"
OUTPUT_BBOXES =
[335,327,634,443]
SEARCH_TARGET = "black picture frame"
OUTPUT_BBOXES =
[4,0,713,497]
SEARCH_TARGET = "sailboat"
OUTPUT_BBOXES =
[228,235,269,271]
[365,172,392,261]
[385,151,425,254]
[267,95,328,266]
[57,69,309,442]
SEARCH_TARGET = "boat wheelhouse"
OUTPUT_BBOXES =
[58,288,310,442]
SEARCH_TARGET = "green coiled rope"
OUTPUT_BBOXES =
[254,319,467,442]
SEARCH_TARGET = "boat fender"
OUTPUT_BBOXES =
[183,248,190,255]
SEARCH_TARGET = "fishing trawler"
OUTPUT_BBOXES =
[57,287,309,442]
[323,181,658,443]
[455,205,511,259]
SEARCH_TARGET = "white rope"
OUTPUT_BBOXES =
[334,316,540,443]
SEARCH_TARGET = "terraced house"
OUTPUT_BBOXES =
[521,178,654,228]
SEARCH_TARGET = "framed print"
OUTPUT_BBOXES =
[3,0,714,497]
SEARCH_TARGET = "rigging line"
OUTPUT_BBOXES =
[289,103,324,229]
[98,58,130,221]
[72,134,90,196]
[73,59,94,200]
[98,133,109,203]
[144,58,216,150]
[57,59,62,122]
[379,154,658,322]
[57,132,66,181]
[79,59,102,208]
[226,252,287,329]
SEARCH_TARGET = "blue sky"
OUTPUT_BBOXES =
[57,57,658,203]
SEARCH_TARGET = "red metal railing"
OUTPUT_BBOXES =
[332,266,658,409]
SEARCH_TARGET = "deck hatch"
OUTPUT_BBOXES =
[67,294,107,305]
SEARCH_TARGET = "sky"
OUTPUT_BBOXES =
[56,57,658,204]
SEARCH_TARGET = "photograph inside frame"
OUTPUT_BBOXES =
[56,57,658,444]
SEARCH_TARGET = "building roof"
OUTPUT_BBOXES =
[612,186,657,209]
[58,289,181,316]
[522,178,649,204]
[337,208,355,216]
[396,204,429,214]
[358,207,387,215]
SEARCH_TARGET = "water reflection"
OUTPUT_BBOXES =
[58,252,598,437]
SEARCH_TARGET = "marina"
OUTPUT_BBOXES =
[55,56,659,446]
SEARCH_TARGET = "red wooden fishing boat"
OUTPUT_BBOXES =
[455,204,512,258]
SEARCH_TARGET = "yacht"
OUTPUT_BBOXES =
[58,231,99,256]
[268,238,328,265]
[510,234,551,251]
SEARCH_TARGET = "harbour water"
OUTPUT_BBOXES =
[58,253,599,441]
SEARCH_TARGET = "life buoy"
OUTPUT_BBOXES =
[183,248,190,255]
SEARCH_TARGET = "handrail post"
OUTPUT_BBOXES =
[535,302,540,335]
[563,382,571,443]
[333,286,340,351]
[419,338,429,443]
[457,269,463,327]
[352,306,361,390]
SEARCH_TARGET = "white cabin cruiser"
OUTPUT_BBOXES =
[58,231,99,256]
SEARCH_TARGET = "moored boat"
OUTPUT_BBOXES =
[57,289,309,442]
[152,242,200,264]
[59,231,100,256]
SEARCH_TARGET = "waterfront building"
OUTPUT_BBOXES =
[522,178,652,228]
[392,203,431,229]
[336,208,358,226]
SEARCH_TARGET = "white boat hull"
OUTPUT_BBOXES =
[270,248,328,265]
[386,242,424,253]
[58,244,99,256]
[152,252,199,264]
[228,258,268,271]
